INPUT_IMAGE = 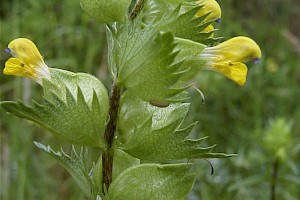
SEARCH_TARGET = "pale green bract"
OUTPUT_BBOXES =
[34,142,98,199]
[80,0,131,23]
[109,2,220,103]
[115,23,189,103]
[108,163,195,200]
[1,68,109,148]
[156,4,221,45]
[112,18,203,103]
[112,149,140,180]
[117,92,234,160]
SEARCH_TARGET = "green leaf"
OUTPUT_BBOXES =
[144,0,185,22]
[173,37,207,83]
[115,20,194,103]
[118,91,189,142]
[44,68,109,107]
[92,156,103,195]
[156,3,222,45]
[112,149,140,180]
[148,0,195,16]
[121,118,214,160]
[117,92,216,161]
[80,0,131,23]
[199,153,237,158]
[106,24,118,79]
[108,163,195,200]
[34,142,97,198]
[1,69,109,148]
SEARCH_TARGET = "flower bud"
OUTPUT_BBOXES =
[196,0,221,23]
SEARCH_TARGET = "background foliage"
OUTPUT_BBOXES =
[1,0,299,199]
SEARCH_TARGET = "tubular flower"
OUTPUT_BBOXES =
[3,38,50,84]
[196,0,221,23]
[200,36,262,86]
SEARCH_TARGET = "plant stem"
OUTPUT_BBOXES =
[129,0,146,20]
[270,159,279,200]
[102,82,120,189]
[102,0,145,191]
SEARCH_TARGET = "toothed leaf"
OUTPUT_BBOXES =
[173,37,207,83]
[45,68,108,107]
[115,21,192,103]
[121,118,214,160]
[157,3,219,44]
[118,91,188,142]
[1,69,109,148]
[92,156,103,195]
[112,149,140,180]
[118,92,217,160]
[34,142,97,198]
[108,163,195,200]
[200,153,237,158]
[80,0,131,23]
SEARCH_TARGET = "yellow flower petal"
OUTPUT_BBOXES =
[204,36,262,63]
[209,62,248,86]
[4,57,37,80]
[3,38,50,84]
[196,0,221,23]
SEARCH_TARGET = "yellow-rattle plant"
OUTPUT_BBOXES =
[1,0,261,199]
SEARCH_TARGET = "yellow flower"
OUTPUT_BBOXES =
[3,38,50,84]
[196,0,222,23]
[200,36,262,85]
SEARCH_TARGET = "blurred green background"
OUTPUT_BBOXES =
[0,0,299,199]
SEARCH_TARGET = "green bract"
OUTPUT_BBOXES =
[34,142,98,198]
[80,0,131,23]
[111,19,199,103]
[157,4,219,45]
[147,1,221,45]
[117,92,233,160]
[112,149,140,180]
[1,68,109,148]
[108,163,195,200]
[106,1,220,103]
